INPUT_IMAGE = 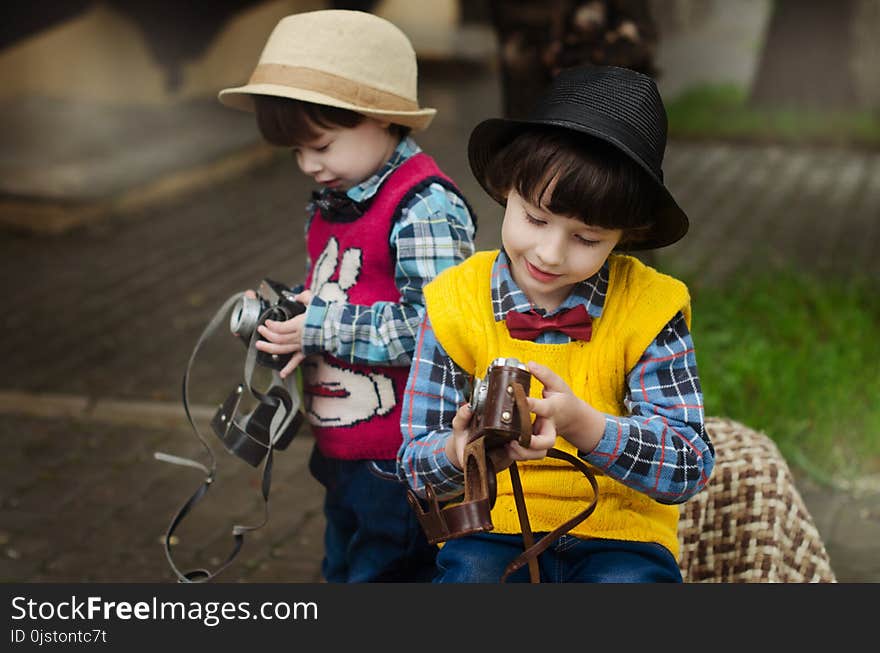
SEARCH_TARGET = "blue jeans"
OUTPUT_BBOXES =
[308,446,437,582]
[434,532,682,583]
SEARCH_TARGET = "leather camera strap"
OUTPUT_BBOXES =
[153,293,298,582]
[507,381,539,582]
[501,447,600,582]
[507,462,540,582]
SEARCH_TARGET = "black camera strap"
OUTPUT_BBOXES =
[154,292,300,583]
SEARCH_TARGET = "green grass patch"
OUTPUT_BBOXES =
[686,268,880,484]
[667,84,880,149]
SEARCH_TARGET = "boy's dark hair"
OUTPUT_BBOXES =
[483,126,660,245]
[253,96,411,146]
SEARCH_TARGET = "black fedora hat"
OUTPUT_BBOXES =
[468,65,688,250]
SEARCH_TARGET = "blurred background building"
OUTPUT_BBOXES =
[4,0,878,233]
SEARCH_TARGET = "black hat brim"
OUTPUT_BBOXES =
[467,117,689,251]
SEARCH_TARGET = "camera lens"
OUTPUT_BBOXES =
[230,295,263,341]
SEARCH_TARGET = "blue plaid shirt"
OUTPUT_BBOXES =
[299,137,475,365]
[398,250,714,504]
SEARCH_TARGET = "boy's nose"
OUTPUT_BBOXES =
[296,151,322,175]
[535,234,565,267]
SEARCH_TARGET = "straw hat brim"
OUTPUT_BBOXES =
[468,117,689,251]
[218,83,436,132]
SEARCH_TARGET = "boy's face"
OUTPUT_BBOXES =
[501,190,622,312]
[293,117,399,191]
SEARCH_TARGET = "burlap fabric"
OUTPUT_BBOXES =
[678,417,837,582]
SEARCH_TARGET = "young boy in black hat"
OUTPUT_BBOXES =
[397,65,715,582]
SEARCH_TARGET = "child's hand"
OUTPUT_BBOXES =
[446,399,556,474]
[256,289,313,379]
[526,361,605,454]
[446,402,474,471]
[293,289,313,306]
[489,411,556,473]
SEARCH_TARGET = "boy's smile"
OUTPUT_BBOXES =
[294,117,399,191]
[524,260,562,283]
[316,177,342,189]
[501,190,622,312]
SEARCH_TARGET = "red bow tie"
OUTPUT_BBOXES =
[505,305,593,341]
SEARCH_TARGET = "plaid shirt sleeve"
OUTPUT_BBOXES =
[397,314,470,499]
[583,312,714,504]
[301,184,475,366]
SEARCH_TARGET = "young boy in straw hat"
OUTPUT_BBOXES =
[397,65,715,582]
[218,9,476,582]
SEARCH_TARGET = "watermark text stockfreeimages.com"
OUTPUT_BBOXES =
[10,594,318,629]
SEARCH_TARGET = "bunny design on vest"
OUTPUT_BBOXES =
[301,358,396,427]
[303,236,396,426]
[310,236,362,302]
[302,235,404,459]
[303,152,464,460]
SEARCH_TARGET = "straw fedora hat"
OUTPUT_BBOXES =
[468,65,689,250]
[219,10,436,131]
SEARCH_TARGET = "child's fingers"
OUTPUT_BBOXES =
[526,361,568,395]
[263,315,304,333]
[527,395,554,417]
[255,340,298,354]
[293,289,313,305]
[506,434,552,461]
[530,413,556,439]
[258,322,301,343]
[279,352,305,379]
[451,403,473,431]
[526,430,556,451]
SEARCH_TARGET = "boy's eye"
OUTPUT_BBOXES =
[574,234,600,246]
[296,142,331,153]
[525,213,545,226]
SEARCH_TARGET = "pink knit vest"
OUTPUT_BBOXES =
[303,152,460,459]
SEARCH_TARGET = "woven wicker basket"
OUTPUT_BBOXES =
[678,417,837,582]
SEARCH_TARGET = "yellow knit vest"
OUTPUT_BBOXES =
[423,250,691,557]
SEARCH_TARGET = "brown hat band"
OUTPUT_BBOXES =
[249,63,420,113]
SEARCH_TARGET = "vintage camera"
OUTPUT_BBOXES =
[229,278,306,370]
[469,357,533,450]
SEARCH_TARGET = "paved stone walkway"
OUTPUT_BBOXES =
[0,411,324,583]
[658,141,880,283]
[1,63,878,584]
[2,396,877,583]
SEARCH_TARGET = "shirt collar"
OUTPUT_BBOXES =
[345,136,421,203]
[491,249,609,322]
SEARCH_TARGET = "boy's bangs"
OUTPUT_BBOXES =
[537,152,654,231]
[253,97,363,147]
[487,128,658,231]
